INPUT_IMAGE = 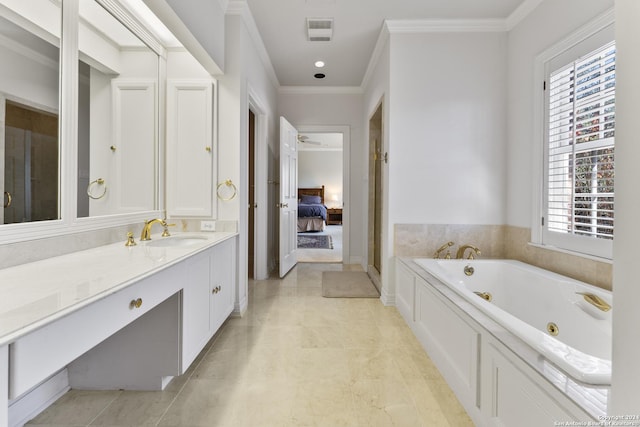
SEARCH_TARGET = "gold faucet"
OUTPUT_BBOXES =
[576,292,611,312]
[434,241,454,259]
[140,218,173,241]
[456,244,481,260]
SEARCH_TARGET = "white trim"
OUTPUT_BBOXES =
[226,0,280,88]
[531,8,615,256]
[361,21,390,90]
[278,86,362,95]
[385,19,507,33]
[505,0,544,30]
[8,369,69,427]
[296,124,351,265]
[248,85,269,280]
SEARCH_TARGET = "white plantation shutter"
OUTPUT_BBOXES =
[545,41,615,256]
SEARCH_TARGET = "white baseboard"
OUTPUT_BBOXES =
[9,369,69,427]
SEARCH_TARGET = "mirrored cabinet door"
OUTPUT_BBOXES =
[0,0,61,224]
[77,0,159,218]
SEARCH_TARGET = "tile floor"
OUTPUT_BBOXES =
[26,263,473,427]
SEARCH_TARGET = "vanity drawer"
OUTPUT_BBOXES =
[9,264,184,399]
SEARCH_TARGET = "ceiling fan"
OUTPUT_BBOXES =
[297,135,322,145]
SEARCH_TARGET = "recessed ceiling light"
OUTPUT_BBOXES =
[314,60,325,68]
[314,73,326,79]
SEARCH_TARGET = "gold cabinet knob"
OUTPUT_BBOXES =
[205,146,212,152]
[212,285,221,294]
[130,298,143,309]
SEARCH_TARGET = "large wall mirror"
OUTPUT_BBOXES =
[77,0,159,218]
[0,0,61,225]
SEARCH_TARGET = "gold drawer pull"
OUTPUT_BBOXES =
[130,298,143,309]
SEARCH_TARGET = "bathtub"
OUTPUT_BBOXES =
[414,259,612,385]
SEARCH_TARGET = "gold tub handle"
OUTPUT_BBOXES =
[87,178,107,200]
[576,292,611,312]
[3,191,11,208]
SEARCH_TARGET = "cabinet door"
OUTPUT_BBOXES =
[166,79,215,217]
[181,250,211,372]
[210,238,236,333]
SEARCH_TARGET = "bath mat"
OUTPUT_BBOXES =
[322,271,380,298]
[298,234,333,249]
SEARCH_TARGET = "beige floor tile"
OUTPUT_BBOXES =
[28,263,472,427]
[26,390,120,426]
[89,390,178,426]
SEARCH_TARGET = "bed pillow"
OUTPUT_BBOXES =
[300,195,322,204]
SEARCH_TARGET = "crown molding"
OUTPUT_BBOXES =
[360,1,547,90]
[385,19,507,33]
[279,86,362,95]
[226,0,280,88]
[505,0,544,30]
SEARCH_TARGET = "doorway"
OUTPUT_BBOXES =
[248,109,256,279]
[368,103,383,285]
[297,132,343,263]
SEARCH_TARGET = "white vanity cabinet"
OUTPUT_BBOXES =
[181,249,213,372]
[0,233,238,427]
[210,237,236,333]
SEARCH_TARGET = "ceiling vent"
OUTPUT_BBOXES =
[306,18,333,42]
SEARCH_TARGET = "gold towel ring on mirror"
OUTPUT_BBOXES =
[216,179,237,201]
[87,178,107,200]
[3,191,11,208]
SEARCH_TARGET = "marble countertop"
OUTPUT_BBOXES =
[0,232,236,346]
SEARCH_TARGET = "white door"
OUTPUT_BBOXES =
[279,116,298,277]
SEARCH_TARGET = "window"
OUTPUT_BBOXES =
[544,39,616,258]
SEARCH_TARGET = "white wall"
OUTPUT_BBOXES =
[218,11,278,293]
[298,150,343,206]
[506,0,615,227]
[389,31,508,226]
[278,91,364,263]
[611,0,640,415]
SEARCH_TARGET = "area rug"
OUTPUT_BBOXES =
[321,271,380,298]
[298,234,333,249]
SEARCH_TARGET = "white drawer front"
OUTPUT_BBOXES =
[9,265,183,399]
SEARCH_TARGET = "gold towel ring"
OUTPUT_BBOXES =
[87,178,107,200]
[216,179,237,201]
[3,191,11,208]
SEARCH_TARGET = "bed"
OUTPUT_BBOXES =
[297,186,326,232]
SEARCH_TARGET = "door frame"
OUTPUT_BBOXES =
[247,87,269,280]
[296,124,350,264]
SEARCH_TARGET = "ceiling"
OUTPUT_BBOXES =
[298,132,343,151]
[245,0,531,87]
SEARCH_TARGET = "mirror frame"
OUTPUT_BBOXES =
[0,0,165,244]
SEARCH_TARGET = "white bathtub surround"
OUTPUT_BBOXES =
[394,223,612,290]
[0,232,237,427]
[396,257,608,425]
[416,259,612,385]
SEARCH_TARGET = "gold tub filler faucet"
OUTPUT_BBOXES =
[434,242,481,260]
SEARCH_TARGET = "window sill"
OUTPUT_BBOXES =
[527,242,613,264]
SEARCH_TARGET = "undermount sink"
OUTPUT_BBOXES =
[144,235,209,248]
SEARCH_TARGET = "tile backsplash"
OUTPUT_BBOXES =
[394,224,612,290]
